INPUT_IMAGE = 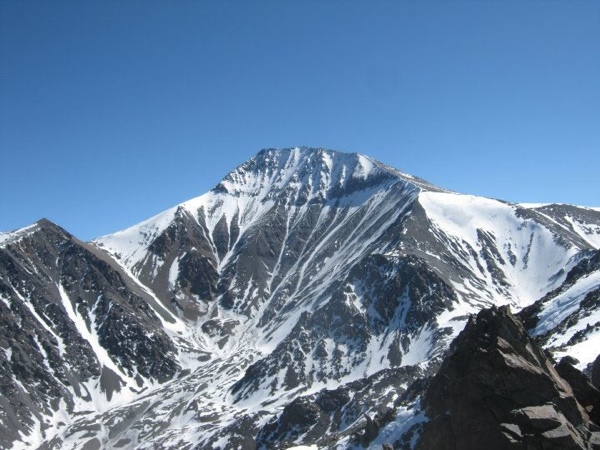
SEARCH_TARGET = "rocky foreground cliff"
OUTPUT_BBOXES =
[417,306,600,450]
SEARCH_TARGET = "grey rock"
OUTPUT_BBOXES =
[593,354,600,390]
[416,306,593,450]
[512,404,564,431]
[556,356,600,426]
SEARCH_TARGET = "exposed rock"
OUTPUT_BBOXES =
[518,249,600,345]
[0,220,180,447]
[556,357,600,426]
[255,366,422,449]
[593,355,600,390]
[232,254,454,403]
[416,305,598,450]
[355,408,395,446]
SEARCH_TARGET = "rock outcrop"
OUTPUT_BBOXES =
[555,356,600,427]
[416,305,600,450]
[592,355,600,390]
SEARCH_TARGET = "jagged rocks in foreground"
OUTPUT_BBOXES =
[416,306,600,450]
[555,356,600,427]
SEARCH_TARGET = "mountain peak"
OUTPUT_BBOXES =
[0,218,70,248]
[211,147,397,203]
[207,147,449,209]
[34,217,65,232]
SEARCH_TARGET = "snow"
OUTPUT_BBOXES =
[12,414,43,450]
[400,326,434,367]
[94,206,178,270]
[355,154,375,179]
[520,203,600,212]
[0,224,37,248]
[564,215,600,249]
[531,270,600,368]
[422,193,532,251]
[419,191,580,306]
[519,203,551,209]
[168,254,182,289]
[532,271,600,336]
[555,330,600,370]
[16,290,67,357]
[367,403,426,449]
[516,203,600,249]
[57,284,137,394]
[93,148,411,290]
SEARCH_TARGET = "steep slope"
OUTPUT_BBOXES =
[520,204,600,249]
[83,148,599,449]
[0,220,188,449]
[95,148,423,327]
[520,249,600,370]
[404,193,590,308]
[415,306,600,450]
[1,147,599,449]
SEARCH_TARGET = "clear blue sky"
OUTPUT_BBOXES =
[1,1,599,240]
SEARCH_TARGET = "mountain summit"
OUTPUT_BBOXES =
[1,148,599,449]
[94,148,425,326]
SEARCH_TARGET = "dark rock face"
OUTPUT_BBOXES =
[593,355,600,390]
[555,357,600,427]
[0,220,180,447]
[131,207,220,321]
[416,306,599,450]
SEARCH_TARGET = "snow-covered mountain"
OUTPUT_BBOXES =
[1,147,599,449]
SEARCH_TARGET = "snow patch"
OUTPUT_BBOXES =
[420,191,580,306]
[0,224,38,248]
[168,254,183,289]
[93,207,178,270]
[57,284,136,392]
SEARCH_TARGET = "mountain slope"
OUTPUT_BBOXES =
[0,220,186,449]
[0,147,598,449]
[520,249,600,371]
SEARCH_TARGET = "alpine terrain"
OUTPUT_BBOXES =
[1,147,599,449]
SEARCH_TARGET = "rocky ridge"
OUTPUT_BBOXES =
[416,306,600,450]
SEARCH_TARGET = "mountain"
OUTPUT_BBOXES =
[1,147,599,449]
